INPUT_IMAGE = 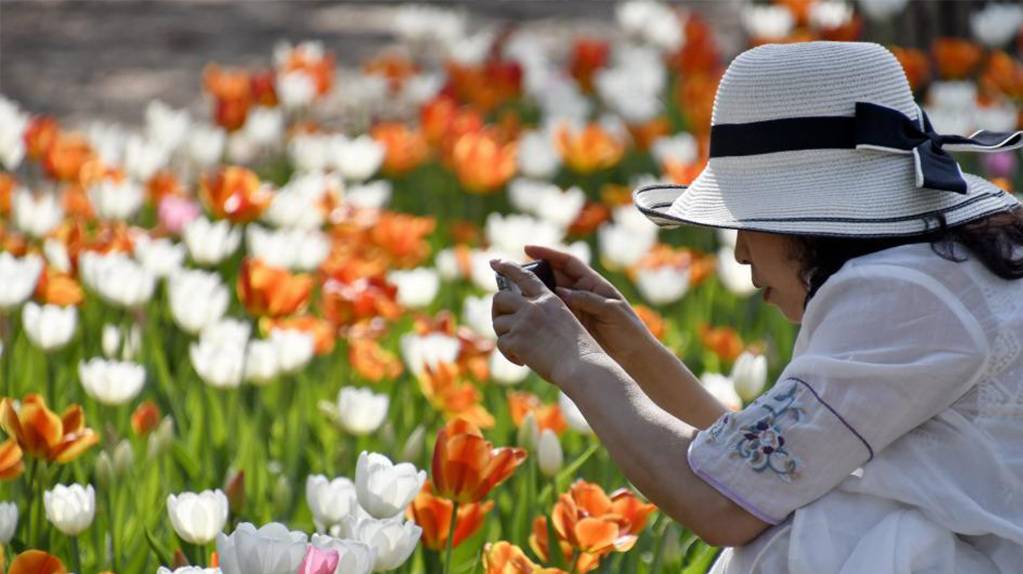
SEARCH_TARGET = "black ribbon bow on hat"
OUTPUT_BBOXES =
[853,101,1023,194]
[709,101,1023,195]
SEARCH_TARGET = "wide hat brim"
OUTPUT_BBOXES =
[633,147,1022,238]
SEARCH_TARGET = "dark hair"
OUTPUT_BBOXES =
[788,204,1023,311]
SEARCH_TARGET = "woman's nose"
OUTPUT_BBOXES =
[733,233,751,265]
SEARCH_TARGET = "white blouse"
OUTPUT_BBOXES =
[692,241,1023,573]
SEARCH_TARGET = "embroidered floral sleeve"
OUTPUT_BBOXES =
[687,263,988,526]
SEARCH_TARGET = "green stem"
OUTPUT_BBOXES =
[105,486,119,572]
[70,535,83,574]
[443,500,460,574]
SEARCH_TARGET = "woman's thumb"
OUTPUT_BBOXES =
[556,287,609,315]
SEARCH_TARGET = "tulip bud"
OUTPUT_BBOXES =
[131,400,161,437]
[536,430,563,478]
[517,411,540,449]
[0,501,19,544]
[95,452,114,490]
[113,439,134,476]
[44,483,96,536]
[730,351,768,403]
[355,451,426,519]
[662,523,685,564]
[399,425,426,462]
[272,474,292,517]
[224,469,246,515]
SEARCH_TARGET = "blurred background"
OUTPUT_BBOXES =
[0,0,1006,128]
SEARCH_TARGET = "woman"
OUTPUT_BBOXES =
[490,41,1023,573]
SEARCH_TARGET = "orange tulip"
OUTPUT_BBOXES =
[451,130,518,194]
[981,50,1023,101]
[203,64,252,131]
[0,394,98,463]
[569,38,610,93]
[675,72,720,137]
[278,43,335,96]
[418,362,495,429]
[668,12,720,77]
[484,541,568,574]
[369,212,436,268]
[321,275,403,327]
[0,173,15,216]
[431,417,527,504]
[43,132,95,183]
[445,59,523,113]
[507,392,567,435]
[890,46,931,92]
[237,257,314,318]
[147,170,185,204]
[626,117,671,152]
[698,323,745,364]
[131,400,161,437]
[555,122,625,174]
[567,202,611,238]
[633,305,666,341]
[408,480,494,550]
[262,315,337,355]
[364,51,418,92]
[200,166,271,223]
[0,437,24,480]
[9,550,66,574]
[34,267,85,307]
[372,123,430,176]
[349,337,404,382]
[932,38,983,80]
[420,96,484,153]
[24,116,59,161]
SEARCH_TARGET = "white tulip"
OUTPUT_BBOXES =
[517,129,560,179]
[386,268,439,309]
[701,372,742,411]
[485,213,564,262]
[393,4,466,49]
[146,100,191,152]
[184,217,242,266]
[23,302,76,351]
[43,238,71,273]
[337,388,389,436]
[168,268,230,335]
[246,224,329,272]
[808,0,853,30]
[344,180,392,210]
[277,71,317,110]
[348,515,421,572]
[134,236,186,278]
[355,452,426,520]
[264,171,339,230]
[306,475,358,530]
[0,252,42,311]
[158,567,222,574]
[469,248,502,292]
[490,349,531,385]
[44,483,95,536]
[289,134,332,174]
[89,178,144,221]
[191,324,248,389]
[270,328,315,374]
[462,294,496,340]
[167,489,229,545]
[651,133,698,167]
[741,4,795,40]
[78,357,146,406]
[216,522,308,574]
[598,222,656,270]
[974,101,1020,133]
[123,134,170,182]
[0,501,17,544]
[731,351,768,403]
[717,228,738,250]
[635,265,690,306]
[716,246,756,297]
[332,134,385,182]
[970,3,1023,47]
[188,123,227,169]
[595,50,665,123]
[244,339,280,385]
[537,429,564,478]
[0,98,28,170]
[202,318,252,346]
[227,131,259,165]
[13,189,62,238]
[398,332,460,377]
[559,391,593,434]
[310,534,376,574]
[616,0,684,52]
[79,251,156,308]
[101,323,142,360]
[244,106,285,147]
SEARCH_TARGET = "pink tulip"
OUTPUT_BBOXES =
[158,196,202,235]
[297,545,340,574]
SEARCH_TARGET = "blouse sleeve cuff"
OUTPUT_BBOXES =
[686,378,874,524]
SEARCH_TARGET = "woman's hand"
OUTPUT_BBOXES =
[521,244,658,372]
[489,258,606,386]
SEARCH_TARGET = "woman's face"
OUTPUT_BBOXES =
[733,230,809,324]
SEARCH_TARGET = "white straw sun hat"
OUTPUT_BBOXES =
[632,41,1023,237]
